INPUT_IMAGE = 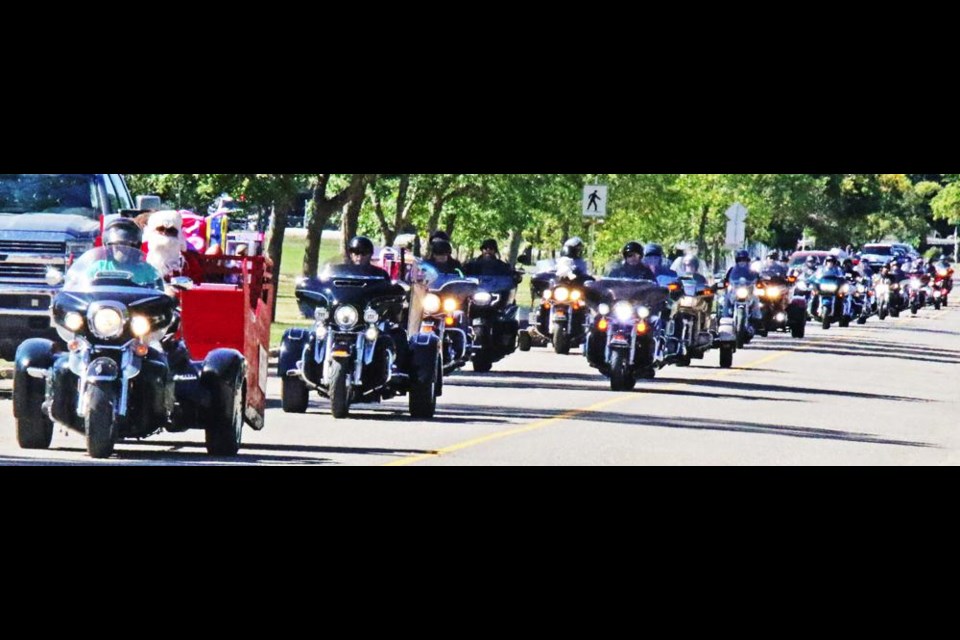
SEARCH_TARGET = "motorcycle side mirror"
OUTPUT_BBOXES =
[170,276,194,290]
[513,270,525,285]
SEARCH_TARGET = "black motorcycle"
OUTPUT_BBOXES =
[281,264,441,419]
[583,278,670,390]
[417,270,480,375]
[13,247,247,458]
[671,277,736,368]
[468,272,522,372]
[521,260,593,354]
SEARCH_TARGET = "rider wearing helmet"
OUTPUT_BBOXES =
[561,237,590,275]
[642,243,678,278]
[344,236,391,279]
[82,218,163,289]
[424,238,463,275]
[609,241,655,279]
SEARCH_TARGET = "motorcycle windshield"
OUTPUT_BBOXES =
[586,278,668,307]
[476,274,516,296]
[428,272,480,299]
[63,246,164,293]
[302,263,403,308]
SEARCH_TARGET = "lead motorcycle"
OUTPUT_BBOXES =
[583,277,670,390]
[282,263,440,419]
[468,271,523,372]
[671,277,737,368]
[13,247,247,458]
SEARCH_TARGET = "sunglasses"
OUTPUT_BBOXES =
[155,226,179,237]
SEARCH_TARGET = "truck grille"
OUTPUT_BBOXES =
[0,264,49,282]
[0,240,66,254]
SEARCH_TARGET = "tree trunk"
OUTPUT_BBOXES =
[427,195,444,237]
[444,212,457,238]
[339,175,371,260]
[304,175,334,278]
[265,202,289,321]
[697,204,710,257]
[507,227,524,266]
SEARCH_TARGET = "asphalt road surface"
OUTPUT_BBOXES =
[2,305,958,466]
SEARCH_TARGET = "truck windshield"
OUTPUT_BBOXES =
[0,174,100,218]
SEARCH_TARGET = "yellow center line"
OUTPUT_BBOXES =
[385,349,790,467]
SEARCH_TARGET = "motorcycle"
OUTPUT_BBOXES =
[849,275,873,325]
[583,277,671,389]
[810,273,853,329]
[282,263,441,419]
[521,259,593,354]
[756,273,801,337]
[932,264,953,308]
[469,271,523,372]
[418,268,480,375]
[725,276,759,347]
[13,246,247,458]
[904,273,930,315]
[671,277,737,368]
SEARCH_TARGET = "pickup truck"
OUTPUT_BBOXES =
[0,173,139,360]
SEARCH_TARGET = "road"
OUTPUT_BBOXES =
[1,305,958,465]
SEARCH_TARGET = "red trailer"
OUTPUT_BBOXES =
[178,254,275,431]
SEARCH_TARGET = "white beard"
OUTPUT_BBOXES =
[147,233,185,277]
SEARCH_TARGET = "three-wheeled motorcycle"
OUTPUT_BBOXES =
[281,263,441,419]
[13,246,274,458]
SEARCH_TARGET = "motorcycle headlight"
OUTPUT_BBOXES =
[554,287,570,303]
[841,284,850,294]
[90,306,125,339]
[443,298,458,313]
[680,296,698,307]
[613,301,634,321]
[315,307,330,322]
[334,305,359,329]
[130,315,151,337]
[736,287,749,300]
[766,287,782,300]
[365,326,379,341]
[795,282,807,292]
[598,303,610,316]
[363,308,380,323]
[473,291,492,306]
[570,289,582,301]
[820,283,838,293]
[636,305,650,319]
[542,289,552,301]
[63,312,84,332]
[423,293,442,314]
[910,279,921,288]
[856,284,866,293]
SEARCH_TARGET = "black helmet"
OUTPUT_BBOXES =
[644,243,664,258]
[348,236,374,256]
[480,238,498,252]
[429,230,450,244]
[683,255,701,273]
[431,239,452,256]
[103,218,142,248]
[842,258,853,268]
[622,241,643,258]
[824,255,838,265]
[562,237,584,259]
[767,251,780,261]
[735,250,750,263]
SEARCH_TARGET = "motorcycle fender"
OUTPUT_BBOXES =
[717,317,736,341]
[87,357,120,382]
[279,327,310,377]
[408,332,440,384]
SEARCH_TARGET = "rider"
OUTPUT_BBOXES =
[760,251,788,278]
[82,218,164,289]
[561,237,590,275]
[680,255,708,285]
[721,250,762,331]
[643,243,679,278]
[423,239,463,275]
[345,236,391,278]
[464,238,512,276]
[609,241,655,279]
[816,255,844,278]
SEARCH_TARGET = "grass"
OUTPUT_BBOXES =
[270,231,341,347]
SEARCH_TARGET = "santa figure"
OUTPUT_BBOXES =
[144,210,188,278]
